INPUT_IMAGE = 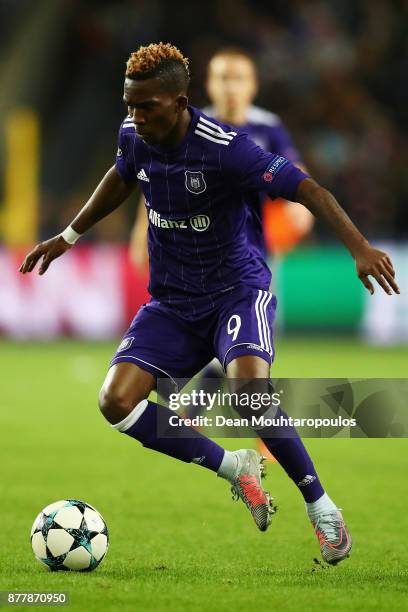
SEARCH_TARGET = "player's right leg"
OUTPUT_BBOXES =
[99,359,229,471]
[99,361,156,425]
[97,302,272,531]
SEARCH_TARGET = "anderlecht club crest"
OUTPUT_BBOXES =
[185,171,207,194]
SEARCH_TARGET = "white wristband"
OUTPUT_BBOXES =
[61,225,82,245]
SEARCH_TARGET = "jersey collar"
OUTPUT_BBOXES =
[148,106,200,156]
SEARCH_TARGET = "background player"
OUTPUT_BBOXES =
[19,43,399,565]
[204,47,313,253]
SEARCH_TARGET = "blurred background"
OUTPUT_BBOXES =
[0,0,407,343]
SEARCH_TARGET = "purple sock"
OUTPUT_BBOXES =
[259,408,325,503]
[116,400,225,473]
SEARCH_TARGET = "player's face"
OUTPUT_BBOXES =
[206,55,258,117]
[123,77,186,145]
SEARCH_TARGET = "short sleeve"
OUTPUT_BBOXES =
[115,126,137,183]
[268,123,302,163]
[223,134,309,202]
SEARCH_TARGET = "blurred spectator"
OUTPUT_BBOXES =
[0,0,407,241]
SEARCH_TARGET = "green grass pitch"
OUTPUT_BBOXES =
[1,337,407,611]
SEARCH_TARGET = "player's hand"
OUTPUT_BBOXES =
[19,235,73,275]
[355,246,400,295]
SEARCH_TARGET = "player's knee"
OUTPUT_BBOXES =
[98,383,138,425]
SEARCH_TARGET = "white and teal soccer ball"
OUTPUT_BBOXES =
[31,499,109,571]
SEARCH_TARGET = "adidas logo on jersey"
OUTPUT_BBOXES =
[148,208,211,232]
[137,168,149,182]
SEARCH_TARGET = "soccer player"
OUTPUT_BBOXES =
[129,47,313,415]
[203,47,313,253]
[129,47,312,270]
[20,43,399,565]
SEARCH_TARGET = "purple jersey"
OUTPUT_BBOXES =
[204,105,303,256]
[203,105,301,164]
[116,106,307,319]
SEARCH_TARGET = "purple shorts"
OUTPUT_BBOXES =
[110,285,277,381]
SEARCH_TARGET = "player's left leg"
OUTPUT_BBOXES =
[216,287,352,564]
[227,356,352,563]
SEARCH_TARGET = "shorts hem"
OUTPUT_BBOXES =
[222,343,272,370]
[109,355,177,386]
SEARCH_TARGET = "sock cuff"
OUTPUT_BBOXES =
[112,399,149,432]
[306,492,337,518]
[217,450,237,480]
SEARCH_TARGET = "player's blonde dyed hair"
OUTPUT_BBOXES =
[126,42,190,80]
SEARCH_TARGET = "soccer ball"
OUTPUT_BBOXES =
[30,499,109,571]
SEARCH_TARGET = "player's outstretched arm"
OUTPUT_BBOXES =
[284,163,314,240]
[296,177,400,295]
[19,166,136,276]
